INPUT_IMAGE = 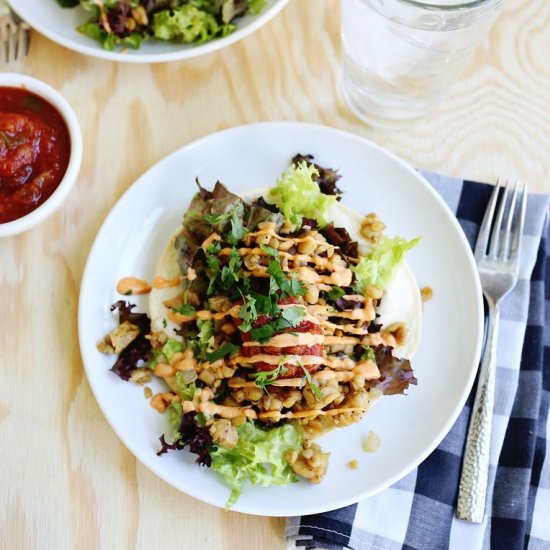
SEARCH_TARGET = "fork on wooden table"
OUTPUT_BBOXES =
[0,2,31,64]
[456,179,528,523]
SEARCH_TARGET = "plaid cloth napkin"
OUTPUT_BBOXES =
[286,173,550,550]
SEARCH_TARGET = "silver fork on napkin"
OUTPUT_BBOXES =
[456,179,528,523]
[0,1,31,64]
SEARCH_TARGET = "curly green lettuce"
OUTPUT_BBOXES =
[267,162,338,227]
[57,0,268,50]
[152,5,235,44]
[352,235,420,292]
[211,421,303,507]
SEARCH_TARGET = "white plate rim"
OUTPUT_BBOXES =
[78,121,484,516]
[8,0,289,63]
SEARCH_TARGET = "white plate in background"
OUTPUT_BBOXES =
[8,0,289,63]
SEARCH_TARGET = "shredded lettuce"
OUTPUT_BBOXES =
[195,319,215,360]
[166,402,183,437]
[352,235,420,292]
[161,339,184,362]
[175,372,198,401]
[267,162,337,227]
[152,6,234,45]
[245,0,267,15]
[211,421,303,507]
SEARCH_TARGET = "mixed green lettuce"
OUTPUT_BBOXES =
[175,372,198,400]
[352,235,420,292]
[210,421,303,507]
[152,5,234,44]
[267,162,338,227]
[56,0,267,51]
[175,180,282,278]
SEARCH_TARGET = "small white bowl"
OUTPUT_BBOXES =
[0,73,82,237]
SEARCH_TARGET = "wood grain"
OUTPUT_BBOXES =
[1,0,549,548]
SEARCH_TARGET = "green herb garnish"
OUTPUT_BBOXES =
[298,363,323,401]
[249,306,306,343]
[239,294,257,333]
[204,204,248,245]
[206,342,239,363]
[252,357,288,390]
[259,243,280,258]
[171,303,196,317]
[267,260,305,298]
[326,286,346,301]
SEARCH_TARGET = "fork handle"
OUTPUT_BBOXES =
[456,298,499,523]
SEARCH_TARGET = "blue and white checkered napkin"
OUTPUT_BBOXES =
[286,173,550,550]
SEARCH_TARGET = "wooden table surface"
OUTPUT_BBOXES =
[1,1,549,549]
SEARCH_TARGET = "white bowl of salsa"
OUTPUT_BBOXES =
[0,73,82,237]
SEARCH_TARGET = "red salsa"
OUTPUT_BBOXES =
[0,87,71,223]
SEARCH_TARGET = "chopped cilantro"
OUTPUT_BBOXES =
[227,212,248,244]
[124,290,132,296]
[259,243,280,258]
[252,357,288,390]
[326,286,346,301]
[171,303,196,317]
[267,260,305,298]
[298,364,323,401]
[280,306,306,325]
[206,342,240,362]
[267,259,285,287]
[239,294,257,333]
[287,276,306,297]
[207,241,221,254]
[249,306,305,343]
[253,293,276,316]
[249,323,277,342]
[204,204,248,245]
[228,247,242,274]
[206,252,220,296]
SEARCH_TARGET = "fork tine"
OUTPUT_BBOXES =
[16,26,24,60]
[0,12,31,64]
[475,179,502,258]
[488,179,512,258]
[510,182,528,260]
[0,22,8,64]
[17,22,30,59]
[501,180,519,258]
[9,22,18,62]
[7,21,17,64]
[21,25,30,57]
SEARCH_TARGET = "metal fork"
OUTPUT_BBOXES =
[0,3,31,64]
[456,179,528,523]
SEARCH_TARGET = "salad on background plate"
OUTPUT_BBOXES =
[97,154,423,506]
[8,0,288,62]
[56,0,268,51]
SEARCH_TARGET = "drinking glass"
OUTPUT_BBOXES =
[340,0,503,127]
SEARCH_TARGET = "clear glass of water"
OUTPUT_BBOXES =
[340,0,503,127]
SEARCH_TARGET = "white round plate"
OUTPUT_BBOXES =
[8,0,289,63]
[78,122,483,516]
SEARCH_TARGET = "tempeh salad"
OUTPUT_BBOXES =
[98,154,422,506]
